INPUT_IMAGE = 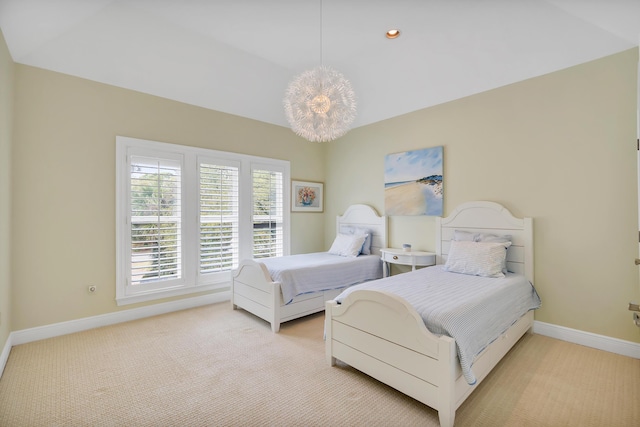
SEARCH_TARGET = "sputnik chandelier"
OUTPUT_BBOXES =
[283,1,357,142]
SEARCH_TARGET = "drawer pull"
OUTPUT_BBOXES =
[393,255,398,260]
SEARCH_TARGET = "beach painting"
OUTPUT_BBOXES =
[384,146,443,216]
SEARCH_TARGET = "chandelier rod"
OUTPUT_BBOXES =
[282,0,356,142]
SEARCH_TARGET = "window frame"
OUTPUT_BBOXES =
[116,136,290,306]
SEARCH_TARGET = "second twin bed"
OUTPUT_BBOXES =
[232,200,541,427]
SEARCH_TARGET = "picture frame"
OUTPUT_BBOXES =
[384,146,443,216]
[291,180,324,212]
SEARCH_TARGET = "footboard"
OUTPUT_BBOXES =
[325,289,535,427]
[231,260,282,332]
[325,290,457,427]
[232,259,340,333]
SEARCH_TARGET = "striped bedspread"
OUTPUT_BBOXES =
[335,267,541,385]
[260,253,382,304]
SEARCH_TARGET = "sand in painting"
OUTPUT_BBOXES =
[385,182,429,216]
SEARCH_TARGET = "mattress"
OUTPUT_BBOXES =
[260,253,382,304]
[335,266,541,384]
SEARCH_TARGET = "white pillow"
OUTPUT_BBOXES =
[452,231,512,273]
[328,233,367,257]
[477,233,512,243]
[476,233,512,273]
[453,230,512,244]
[340,226,373,255]
[443,240,511,278]
[453,230,478,241]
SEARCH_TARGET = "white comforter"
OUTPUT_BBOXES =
[260,253,382,304]
[335,266,541,385]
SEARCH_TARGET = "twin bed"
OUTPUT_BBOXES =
[231,204,387,332]
[232,200,540,427]
[325,201,540,427]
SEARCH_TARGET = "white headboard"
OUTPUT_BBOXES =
[436,201,534,284]
[337,204,388,256]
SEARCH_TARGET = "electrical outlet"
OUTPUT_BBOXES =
[634,313,640,327]
[88,285,97,294]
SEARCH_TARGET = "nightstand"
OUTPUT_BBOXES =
[380,248,436,277]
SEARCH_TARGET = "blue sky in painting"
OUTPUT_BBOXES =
[384,146,443,184]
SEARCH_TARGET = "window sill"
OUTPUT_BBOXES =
[116,283,226,306]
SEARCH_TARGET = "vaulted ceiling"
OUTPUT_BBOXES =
[1,0,638,130]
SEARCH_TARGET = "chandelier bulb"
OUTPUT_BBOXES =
[310,94,331,114]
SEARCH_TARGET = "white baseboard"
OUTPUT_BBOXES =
[10,291,229,347]
[0,332,12,378]
[0,291,229,378]
[2,300,637,380]
[533,320,640,359]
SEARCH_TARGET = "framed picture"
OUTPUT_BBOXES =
[384,146,443,216]
[291,180,324,212]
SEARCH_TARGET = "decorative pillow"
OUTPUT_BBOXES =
[340,226,373,255]
[328,233,368,257]
[452,231,512,273]
[443,240,511,278]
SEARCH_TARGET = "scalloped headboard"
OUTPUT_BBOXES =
[336,204,388,257]
[436,201,534,284]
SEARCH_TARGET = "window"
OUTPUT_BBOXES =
[252,167,284,259]
[130,155,182,288]
[116,137,290,305]
[199,160,239,275]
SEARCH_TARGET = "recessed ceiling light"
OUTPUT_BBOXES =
[386,29,400,39]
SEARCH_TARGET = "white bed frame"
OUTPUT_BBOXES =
[325,201,534,427]
[231,204,387,332]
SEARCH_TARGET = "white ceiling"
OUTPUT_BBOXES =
[0,0,638,130]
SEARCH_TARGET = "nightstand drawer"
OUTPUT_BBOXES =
[383,252,414,265]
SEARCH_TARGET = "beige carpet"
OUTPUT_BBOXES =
[0,302,638,426]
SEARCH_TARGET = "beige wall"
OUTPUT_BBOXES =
[0,31,13,350]
[325,48,640,343]
[6,45,640,345]
[11,65,325,330]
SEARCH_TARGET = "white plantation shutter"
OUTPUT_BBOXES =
[252,168,284,258]
[129,155,182,285]
[117,137,289,305]
[199,161,239,274]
